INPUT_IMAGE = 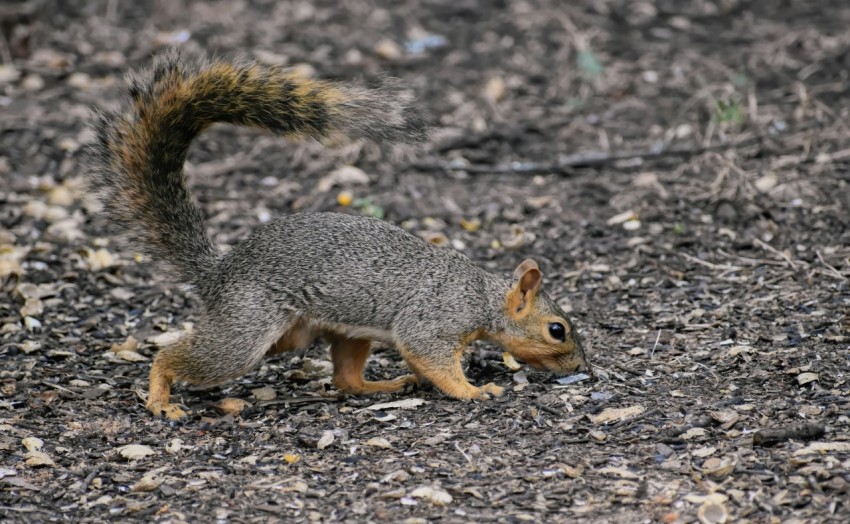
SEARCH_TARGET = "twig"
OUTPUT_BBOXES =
[41,381,80,397]
[752,421,825,447]
[259,396,340,407]
[0,506,46,513]
[650,330,661,359]
[612,408,661,432]
[815,250,846,280]
[0,29,12,65]
[716,249,792,267]
[454,440,473,464]
[752,238,799,270]
[80,464,105,493]
[693,362,720,384]
[679,252,742,272]
[613,362,642,376]
[414,134,762,176]
[185,155,258,179]
[535,402,564,418]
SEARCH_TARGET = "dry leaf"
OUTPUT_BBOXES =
[374,39,403,60]
[797,372,818,385]
[410,486,453,506]
[20,298,44,318]
[116,444,155,460]
[283,453,301,464]
[589,430,607,442]
[598,467,640,480]
[483,76,506,103]
[364,437,392,449]
[701,457,735,478]
[281,480,308,493]
[607,210,637,226]
[251,386,276,401]
[146,331,183,347]
[25,451,56,468]
[165,439,183,454]
[316,431,334,450]
[685,493,728,504]
[114,350,148,362]
[110,336,138,353]
[592,405,645,424]
[682,427,708,440]
[793,442,850,456]
[710,410,740,430]
[22,437,44,452]
[692,446,717,458]
[317,165,371,192]
[132,469,165,492]
[754,173,777,192]
[460,218,481,232]
[698,501,729,524]
[214,398,251,416]
[85,248,115,271]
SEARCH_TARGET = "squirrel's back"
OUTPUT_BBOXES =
[87,51,426,286]
[205,212,499,332]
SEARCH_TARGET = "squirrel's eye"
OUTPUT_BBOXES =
[548,322,566,342]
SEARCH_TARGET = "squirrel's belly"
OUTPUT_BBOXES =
[319,321,395,345]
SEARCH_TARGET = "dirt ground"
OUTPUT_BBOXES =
[2,0,850,522]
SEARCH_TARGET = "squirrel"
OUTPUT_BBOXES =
[87,51,590,420]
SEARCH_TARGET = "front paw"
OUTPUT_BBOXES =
[481,382,505,398]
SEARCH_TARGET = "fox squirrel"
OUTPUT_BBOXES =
[87,51,590,420]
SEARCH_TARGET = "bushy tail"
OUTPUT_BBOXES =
[87,50,426,285]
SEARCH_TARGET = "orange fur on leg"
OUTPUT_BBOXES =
[329,335,416,395]
[267,318,316,356]
[400,347,503,400]
[146,356,188,421]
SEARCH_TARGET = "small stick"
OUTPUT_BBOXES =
[752,421,825,447]
[454,441,473,464]
[752,238,799,270]
[611,408,661,432]
[535,402,564,418]
[414,135,763,176]
[815,250,845,280]
[80,464,105,493]
[650,330,661,359]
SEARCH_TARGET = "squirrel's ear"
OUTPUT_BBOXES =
[507,259,542,319]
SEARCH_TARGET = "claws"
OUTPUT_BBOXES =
[147,402,189,422]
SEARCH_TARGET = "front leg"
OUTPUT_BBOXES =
[328,334,417,395]
[399,344,504,400]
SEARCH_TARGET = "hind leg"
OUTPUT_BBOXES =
[147,311,293,421]
[147,341,190,421]
[266,317,317,356]
[328,334,417,395]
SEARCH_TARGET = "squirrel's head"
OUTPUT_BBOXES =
[490,259,590,375]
